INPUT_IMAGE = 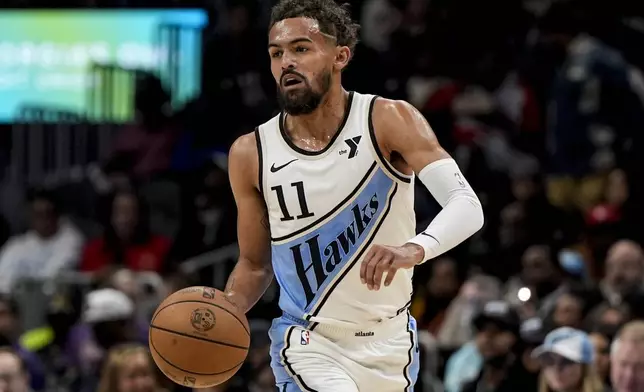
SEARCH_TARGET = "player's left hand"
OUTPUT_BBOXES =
[360,243,424,290]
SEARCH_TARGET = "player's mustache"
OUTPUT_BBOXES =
[280,70,307,85]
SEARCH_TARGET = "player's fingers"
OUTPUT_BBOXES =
[383,266,398,287]
[360,247,377,284]
[364,253,381,290]
[372,254,392,291]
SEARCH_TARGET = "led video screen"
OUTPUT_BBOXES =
[0,10,208,122]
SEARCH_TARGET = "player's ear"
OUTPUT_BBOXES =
[333,46,351,71]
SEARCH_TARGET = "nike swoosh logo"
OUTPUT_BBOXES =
[270,159,298,173]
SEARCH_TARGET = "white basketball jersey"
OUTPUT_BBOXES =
[256,92,416,328]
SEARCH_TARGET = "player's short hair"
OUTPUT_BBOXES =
[269,0,360,56]
[611,320,644,356]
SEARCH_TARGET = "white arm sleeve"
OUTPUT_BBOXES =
[407,158,484,263]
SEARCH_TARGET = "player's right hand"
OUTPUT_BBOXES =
[360,243,424,290]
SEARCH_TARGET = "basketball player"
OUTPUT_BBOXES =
[224,1,484,390]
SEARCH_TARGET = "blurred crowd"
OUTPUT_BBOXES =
[1,0,644,391]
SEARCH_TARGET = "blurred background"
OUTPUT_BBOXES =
[0,0,643,391]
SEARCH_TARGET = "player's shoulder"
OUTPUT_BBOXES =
[229,130,259,161]
[228,129,261,184]
[370,97,424,142]
[372,97,418,125]
[229,113,280,165]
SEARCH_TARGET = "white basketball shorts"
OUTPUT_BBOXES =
[269,311,420,392]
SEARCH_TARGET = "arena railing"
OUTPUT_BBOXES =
[178,243,240,289]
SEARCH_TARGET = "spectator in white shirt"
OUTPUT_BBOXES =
[0,190,83,293]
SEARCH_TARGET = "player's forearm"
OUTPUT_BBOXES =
[408,158,484,262]
[224,257,273,314]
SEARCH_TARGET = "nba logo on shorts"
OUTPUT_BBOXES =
[300,330,310,345]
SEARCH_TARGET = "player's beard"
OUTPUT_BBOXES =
[277,69,331,115]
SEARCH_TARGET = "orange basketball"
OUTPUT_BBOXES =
[148,286,250,388]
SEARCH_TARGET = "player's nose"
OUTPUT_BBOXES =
[280,53,298,70]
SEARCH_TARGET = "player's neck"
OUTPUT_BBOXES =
[287,86,349,141]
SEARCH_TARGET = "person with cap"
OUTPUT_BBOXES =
[445,300,521,392]
[519,317,547,380]
[533,327,607,392]
[461,301,536,392]
[71,288,142,392]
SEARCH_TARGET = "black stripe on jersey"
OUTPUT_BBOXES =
[307,183,399,319]
[396,298,413,315]
[420,232,440,244]
[282,326,318,392]
[279,91,355,157]
[403,311,414,392]
[254,127,264,195]
[367,96,413,184]
[271,161,378,242]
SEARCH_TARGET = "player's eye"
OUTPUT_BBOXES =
[270,50,282,58]
[295,46,308,53]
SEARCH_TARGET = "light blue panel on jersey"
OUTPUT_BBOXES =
[407,315,420,391]
[271,168,394,319]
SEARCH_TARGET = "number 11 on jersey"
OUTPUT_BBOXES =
[270,181,315,221]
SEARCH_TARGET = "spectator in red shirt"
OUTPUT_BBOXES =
[80,191,170,273]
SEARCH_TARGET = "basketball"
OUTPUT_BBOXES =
[148,286,250,388]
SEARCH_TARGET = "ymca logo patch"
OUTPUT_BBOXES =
[300,330,310,345]
[343,136,362,159]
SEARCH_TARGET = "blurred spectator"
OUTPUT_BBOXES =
[359,0,402,53]
[412,256,463,335]
[97,344,167,392]
[437,275,502,350]
[80,191,171,273]
[461,301,533,392]
[444,301,519,392]
[0,297,45,391]
[202,0,274,143]
[0,190,83,293]
[73,289,144,392]
[600,240,644,306]
[537,2,644,210]
[109,74,179,181]
[551,291,585,329]
[106,269,141,303]
[532,327,605,392]
[587,169,631,232]
[588,331,611,385]
[505,244,563,308]
[0,347,31,392]
[611,321,644,392]
[585,303,630,334]
[102,156,136,193]
[169,162,237,266]
[19,289,83,391]
[518,318,545,382]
